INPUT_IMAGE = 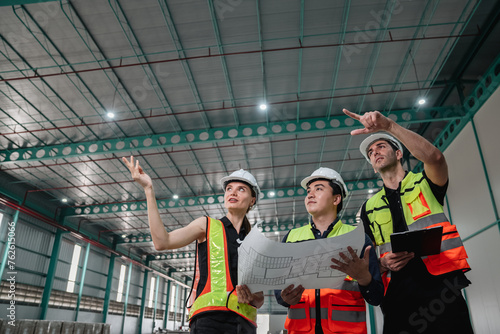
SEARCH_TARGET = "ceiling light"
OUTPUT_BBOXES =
[121,234,126,238]
[259,104,267,110]
[269,191,275,197]
[418,98,426,105]
[173,194,179,199]
[61,198,68,203]
[107,112,115,118]
[368,189,374,194]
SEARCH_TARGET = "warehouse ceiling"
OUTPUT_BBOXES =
[1,0,499,278]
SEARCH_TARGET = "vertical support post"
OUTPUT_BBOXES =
[0,210,19,281]
[40,229,64,320]
[152,275,160,333]
[173,284,179,330]
[75,242,91,321]
[103,252,117,323]
[163,276,171,330]
[121,262,133,334]
[181,277,189,328]
[137,258,150,334]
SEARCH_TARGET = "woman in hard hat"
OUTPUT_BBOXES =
[123,156,264,334]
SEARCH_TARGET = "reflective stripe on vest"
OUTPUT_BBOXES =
[188,217,257,325]
[365,172,470,281]
[284,221,367,334]
[288,306,366,323]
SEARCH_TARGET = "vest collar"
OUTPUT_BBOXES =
[309,216,341,238]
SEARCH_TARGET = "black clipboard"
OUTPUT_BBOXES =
[390,225,443,256]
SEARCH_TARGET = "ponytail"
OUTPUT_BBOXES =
[242,215,252,235]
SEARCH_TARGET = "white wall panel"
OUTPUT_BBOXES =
[471,86,500,215]
[463,231,500,334]
[443,86,500,333]
[444,123,496,236]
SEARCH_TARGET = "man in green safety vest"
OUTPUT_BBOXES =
[275,167,383,334]
[343,108,473,334]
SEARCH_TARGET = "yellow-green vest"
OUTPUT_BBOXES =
[365,172,470,278]
[188,217,257,326]
[284,220,367,334]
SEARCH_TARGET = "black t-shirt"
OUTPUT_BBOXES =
[190,216,252,325]
[360,171,470,312]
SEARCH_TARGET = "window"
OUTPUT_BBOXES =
[66,244,81,293]
[116,264,127,302]
[148,276,156,308]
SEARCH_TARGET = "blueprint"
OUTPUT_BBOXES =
[238,225,364,292]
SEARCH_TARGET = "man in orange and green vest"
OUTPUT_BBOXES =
[275,167,384,334]
[343,108,473,333]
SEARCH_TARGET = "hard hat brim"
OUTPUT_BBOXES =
[359,133,403,162]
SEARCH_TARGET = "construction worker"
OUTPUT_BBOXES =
[123,156,264,334]
[275,167,383,334]
[343,108,473,333]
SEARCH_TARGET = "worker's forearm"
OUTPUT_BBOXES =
[145,187,170,250]
[386,120,444,166]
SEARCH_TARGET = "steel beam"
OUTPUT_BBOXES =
[0,107,465,165]
[63,179,381,217]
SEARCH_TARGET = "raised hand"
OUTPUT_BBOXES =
[331,246,372,286]
[343,108,393,135]
[122,156,153,190]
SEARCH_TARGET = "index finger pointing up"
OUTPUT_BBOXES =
[343,108,360,120]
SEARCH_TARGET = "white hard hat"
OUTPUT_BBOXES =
[359,133,403,162]
[220,169,261,203]
[300,167,348,198]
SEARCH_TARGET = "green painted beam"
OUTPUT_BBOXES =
[0,107,464,165]
[163,278,171,329]
[138,259,150,334]
[121,262,133,334]
[127,216,358,248]
[63,179,380,217]
[102,253,117,323]
[75,242,91,321]
[40,229,64,320]
[1,0,57,6]
[152,275,160,333]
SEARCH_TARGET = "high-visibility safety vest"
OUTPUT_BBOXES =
[364,172,470,290]
[284,221,367,334]
[188,217,257,326]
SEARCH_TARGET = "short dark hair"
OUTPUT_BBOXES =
[306,178,343,213]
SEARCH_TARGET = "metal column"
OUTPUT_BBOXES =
[75,242,91,321]
[121,262,133,334]
[103,253,117,323]
[152,275,160,333]
[137,259,150,334]
[40,229,64,320]
[163,277,172,330]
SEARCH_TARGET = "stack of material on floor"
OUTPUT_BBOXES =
[0,319,111,334]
